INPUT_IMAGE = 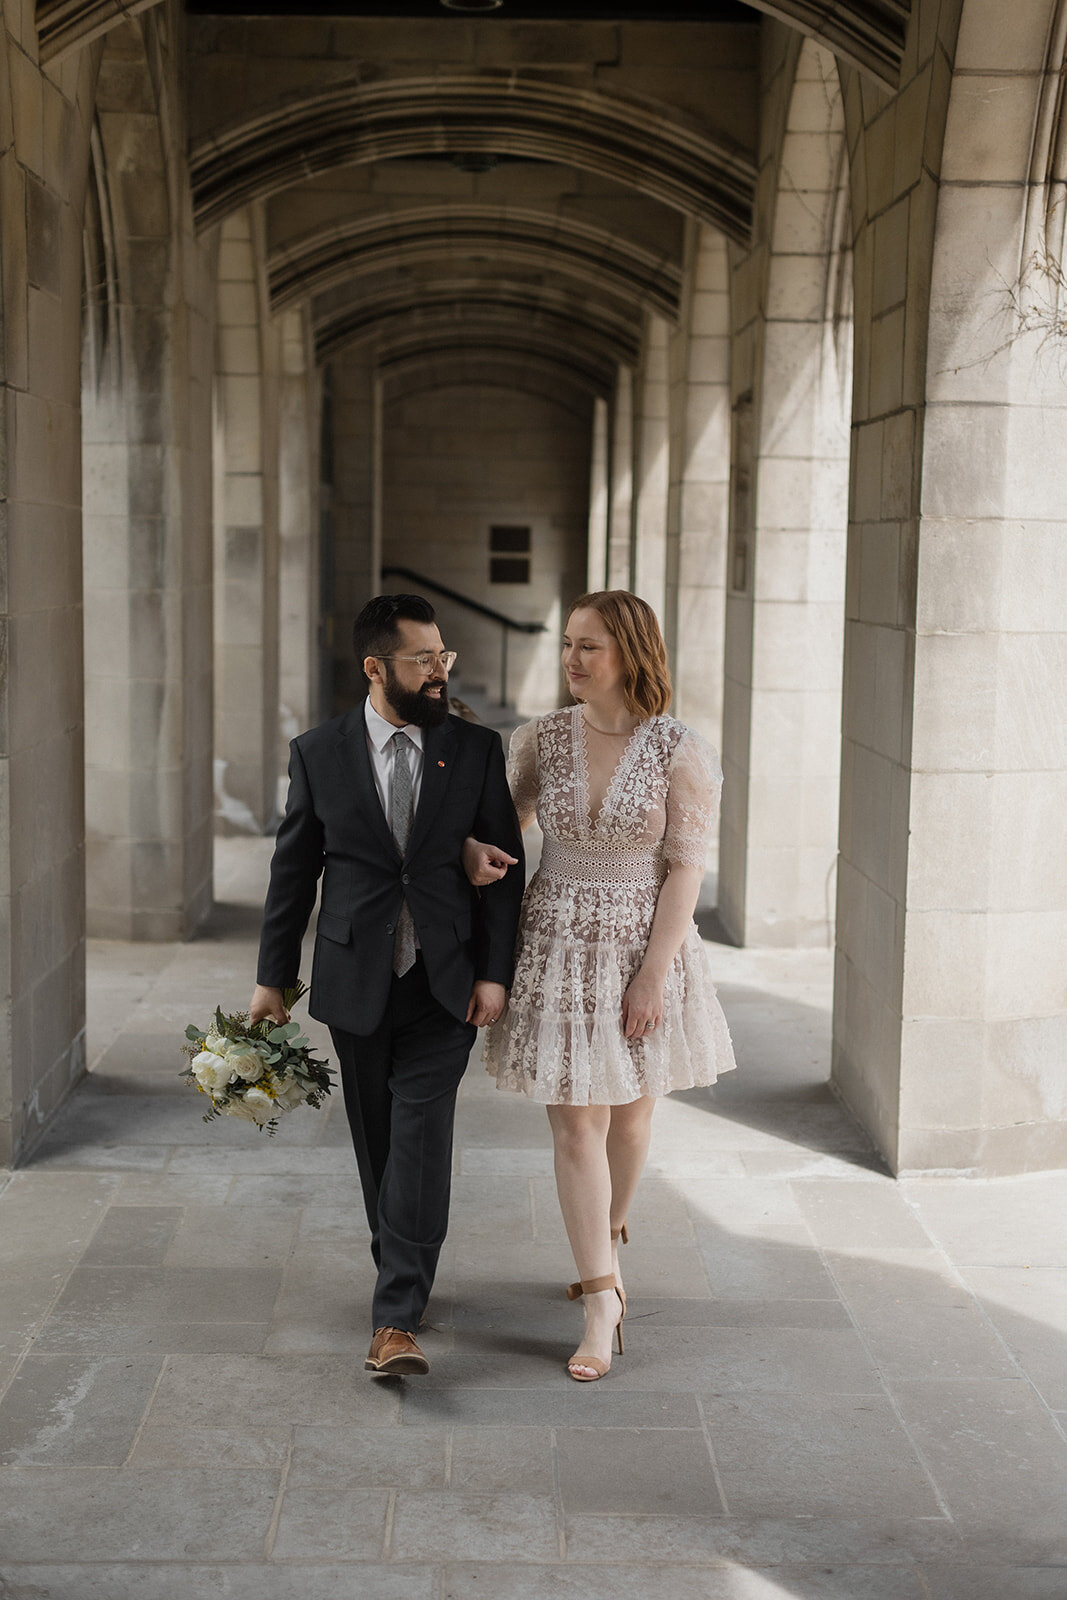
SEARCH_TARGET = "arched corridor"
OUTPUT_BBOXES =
[0,0,1065,1582]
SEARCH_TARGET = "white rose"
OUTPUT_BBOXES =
[223,1096,259,1123]
[227,1047,264,1083]
[204,1031,229,1055]
[192,1050,234,1093]
[242,1086,276,1125]
[275,1077,306,1111]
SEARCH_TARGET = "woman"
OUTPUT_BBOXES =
[467,591,736,1381]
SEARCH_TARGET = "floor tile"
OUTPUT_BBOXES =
[0,1565,435,1600]
[288,1423,448,1488]
[889,1378,1067,1554]
[0,1469,280,1561]
[556,1425,723,1515]
[270,1485,391,1559]
[390,1491,560,1561]
[0,1353,162,1465]
[700,1391,942,1518]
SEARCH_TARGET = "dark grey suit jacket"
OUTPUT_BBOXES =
[256,704,525,1036]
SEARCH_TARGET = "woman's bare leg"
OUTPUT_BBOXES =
[605,1096,655,1290]
[547,1103,622,1376]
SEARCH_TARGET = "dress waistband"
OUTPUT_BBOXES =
[538,835,664,886]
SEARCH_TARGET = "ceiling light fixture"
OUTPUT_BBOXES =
[440,0,504,12]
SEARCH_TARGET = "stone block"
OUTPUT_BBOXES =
[888,1378,1067,1551]
[700,1390,940,1518]
[942,73,1040,187]
[389,1491,559,1562]
[0,1352,162,1466]
[953,0,1054,71]
[993,631,1067,771]
[906,770,994,913]
[0,1468,281,1562]
[910,629,998,772]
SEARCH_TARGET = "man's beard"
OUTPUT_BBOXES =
[383,666,450,728]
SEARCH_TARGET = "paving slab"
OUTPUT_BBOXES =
[0,1566,436,1600]
[0,1352,162,1465]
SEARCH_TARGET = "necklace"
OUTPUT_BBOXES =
[581,712,638,737]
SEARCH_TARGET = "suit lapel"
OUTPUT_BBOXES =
[334,704,400,860]
[405,715,458,862]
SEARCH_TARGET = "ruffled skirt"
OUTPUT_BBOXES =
[484,866,736,1105]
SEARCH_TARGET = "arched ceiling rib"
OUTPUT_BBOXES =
[380,347,604,419]
[269,207,683,322]
[36,0,161,63]
[315,296,629,378]
[189,76,758,242]
[746,1,909,83]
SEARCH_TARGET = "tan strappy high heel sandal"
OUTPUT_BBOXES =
[565,1274,625,1382]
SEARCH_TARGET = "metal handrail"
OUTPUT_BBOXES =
[380,563,546,705]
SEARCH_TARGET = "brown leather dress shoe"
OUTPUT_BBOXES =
[364,1326,430,1376]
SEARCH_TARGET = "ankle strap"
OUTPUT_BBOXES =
[579,1274,617,1295]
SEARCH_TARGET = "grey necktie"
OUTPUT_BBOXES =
[389,731,417,977]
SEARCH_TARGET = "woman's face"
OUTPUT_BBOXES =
[562,607,626,704]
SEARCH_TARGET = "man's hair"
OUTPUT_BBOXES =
[352,594,436,682]
[567,590,672,718]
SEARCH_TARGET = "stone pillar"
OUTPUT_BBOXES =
[586,396,610,592]
[83,20,215,939]
[833,0,1067,1174]
[326,351,377,709]
[213,207,281,834]
[606,364,633,589]
[277,309,320,756]
[0,22,95,1164]
[719,38,851,947]
[665,224,731,751]
[632,315,669,620]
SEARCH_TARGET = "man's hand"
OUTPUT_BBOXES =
[466,980,507,1028]
[463,836,519,886]
[250,985,290,1027]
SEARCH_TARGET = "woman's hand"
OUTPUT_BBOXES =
[621,967,665,1039]
[462,835,519,886]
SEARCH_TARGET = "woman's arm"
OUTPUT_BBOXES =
[462,718,538,884]
[620,863,703,1038]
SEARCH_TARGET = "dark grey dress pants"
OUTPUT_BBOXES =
[331,957,476,1334]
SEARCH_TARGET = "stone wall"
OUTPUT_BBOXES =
[379,383,591,717]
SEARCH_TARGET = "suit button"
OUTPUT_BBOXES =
[386,924,395,935]
[402,873,410,884]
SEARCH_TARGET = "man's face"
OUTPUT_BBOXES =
[368,618,451,729]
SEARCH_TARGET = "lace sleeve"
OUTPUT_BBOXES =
[506,718,540,827]
[664,730,722,868]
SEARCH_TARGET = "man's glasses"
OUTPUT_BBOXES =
[376,651,457,673]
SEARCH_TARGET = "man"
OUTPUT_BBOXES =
[251,594,524,1376]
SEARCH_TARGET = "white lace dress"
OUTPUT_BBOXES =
[484,705,736,1105]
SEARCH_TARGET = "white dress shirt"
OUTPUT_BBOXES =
[363,696,425,823]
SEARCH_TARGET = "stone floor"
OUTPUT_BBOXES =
[1,838,1065,1600]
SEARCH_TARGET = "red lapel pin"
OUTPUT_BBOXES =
[438,760,445,767]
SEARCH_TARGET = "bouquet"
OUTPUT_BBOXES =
[180,982,333,1135]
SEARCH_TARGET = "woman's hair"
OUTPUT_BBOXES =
[566,590,672,718]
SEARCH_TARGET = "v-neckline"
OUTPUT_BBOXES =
[573,704,647,834]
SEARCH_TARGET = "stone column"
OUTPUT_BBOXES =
[586,396,610,591]
[83,20,215,939]
[665,224,731,752]
[326,350,378,708]
[833,0,1067,1173]
[719,38,851,947]
[0,23,95,1164]
[277,309,320,756]
[213,207,281,834]
[632,315,670,620]
[606,364,633,589]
